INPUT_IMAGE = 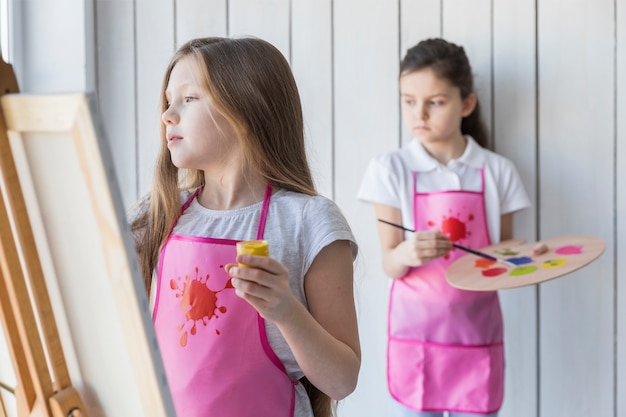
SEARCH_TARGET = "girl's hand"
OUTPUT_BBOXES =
[398,230,452,267]
[532,241,549,256]
[226,254,297,324]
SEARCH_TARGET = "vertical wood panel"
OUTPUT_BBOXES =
[538,0,615,415]
[96,0,136,208]
[136,1,176,199]
[333,1,399,415]
[400,0,442,146]
[443,0,492,136]
[291,1,333,198]
[617,0,626,414]
[493,0,538,416]
[400,0,441,50]
[176,0,227,46]
[228,0,290,59]
[17,0,94,93]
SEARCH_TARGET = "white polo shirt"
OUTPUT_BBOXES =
[357,136,530,244]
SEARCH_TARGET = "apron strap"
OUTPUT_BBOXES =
[480,168,485,191]
[256,184,273,240]
[181,187,202,213]
[167,187,202,235]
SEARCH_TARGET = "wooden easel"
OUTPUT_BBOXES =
[0,59,88,417]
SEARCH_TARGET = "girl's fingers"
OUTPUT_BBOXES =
[235,253,278,273]
[229,260,290,301]
[532,242,549,256]
[231,277,269,299]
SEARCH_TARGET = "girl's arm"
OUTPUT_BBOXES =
[375,203,451,279]
[286,240,361,399]
[500,213,514,241]
[229,240,360,400]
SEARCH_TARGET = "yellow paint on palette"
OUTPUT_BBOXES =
[542,258,568,269]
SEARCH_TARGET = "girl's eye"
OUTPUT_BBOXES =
[430,100,443,106]
[403,99,415,106]
[184,96,197,103]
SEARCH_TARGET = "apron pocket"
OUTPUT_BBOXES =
[388,337,504,414]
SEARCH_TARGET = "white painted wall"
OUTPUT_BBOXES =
[3,0,624,416]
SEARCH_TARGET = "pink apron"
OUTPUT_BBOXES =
[154,186,296,417]
[387,171,504,414]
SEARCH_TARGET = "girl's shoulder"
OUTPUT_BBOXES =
[272,190,352,230]
[126,193,151,223]
[465,136,519,172]
[271,190,357,259]
[126,188,196,222]
[272,189,343,215]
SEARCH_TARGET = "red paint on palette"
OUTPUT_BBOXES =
[482,267,507,277]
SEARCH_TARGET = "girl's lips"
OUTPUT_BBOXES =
[167,136,183,147]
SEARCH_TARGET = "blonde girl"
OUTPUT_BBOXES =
[130,37,360,417]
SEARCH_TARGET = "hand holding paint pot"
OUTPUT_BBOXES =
[236,240,269,267]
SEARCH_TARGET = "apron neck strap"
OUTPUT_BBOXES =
[256,184,273,240]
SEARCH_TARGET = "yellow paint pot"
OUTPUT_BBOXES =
[236,240,269,267]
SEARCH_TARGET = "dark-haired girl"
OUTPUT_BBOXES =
[358,38,530,417]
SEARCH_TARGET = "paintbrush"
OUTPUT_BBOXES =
[377,218,517,268]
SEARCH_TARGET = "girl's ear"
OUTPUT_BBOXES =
[461,93,477,117]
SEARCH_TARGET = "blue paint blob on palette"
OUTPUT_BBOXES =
[505,256,533,266]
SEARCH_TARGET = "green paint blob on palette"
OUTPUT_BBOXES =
[508,265,538,276]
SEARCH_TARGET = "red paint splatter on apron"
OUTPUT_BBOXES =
[441,216,467,242]
[170,267,232,346]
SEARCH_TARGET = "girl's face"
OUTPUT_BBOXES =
[161,56,239,172]
[399,68,475,147]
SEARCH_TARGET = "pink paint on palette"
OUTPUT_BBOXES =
[555,245,583,255]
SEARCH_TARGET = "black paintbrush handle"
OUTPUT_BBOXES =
[451,243,498,262]
[378,218,499,263]
[377,218,415,233]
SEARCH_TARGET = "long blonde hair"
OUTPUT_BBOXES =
[130,36,334,417]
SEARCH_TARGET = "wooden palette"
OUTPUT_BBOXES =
[446,235,605,291]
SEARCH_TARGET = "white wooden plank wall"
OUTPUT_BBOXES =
[333,1,398,414]
[7,0,625,416]
[618,0,626,413]
[538,0,615,415]
[492,0,538,416]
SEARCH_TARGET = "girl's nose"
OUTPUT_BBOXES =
[416,104,428,120]
[161,106,178,125]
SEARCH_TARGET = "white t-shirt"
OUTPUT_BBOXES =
[133,188,358,417]
[357,136,530,244]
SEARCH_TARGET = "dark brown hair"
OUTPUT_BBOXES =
[400,38,489,148]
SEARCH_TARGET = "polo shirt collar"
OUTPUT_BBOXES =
[408,135,485,171]
[456,135,486,169]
